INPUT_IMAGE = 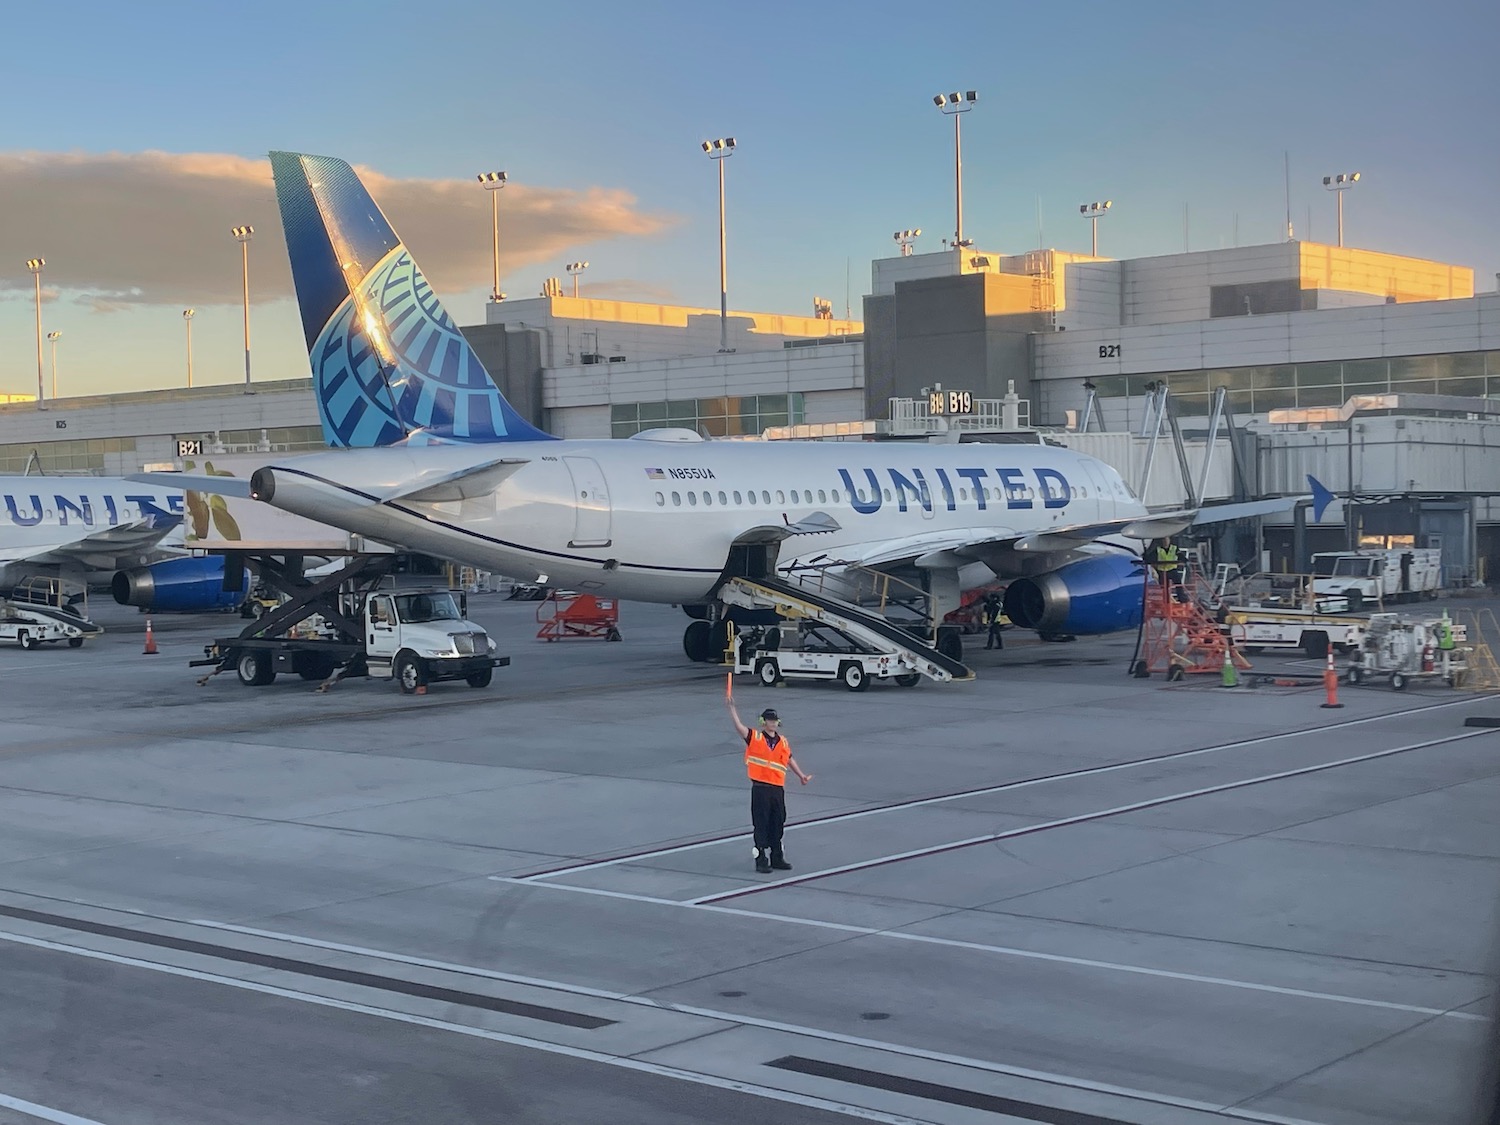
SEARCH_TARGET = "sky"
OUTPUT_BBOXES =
[1,0,1496,399]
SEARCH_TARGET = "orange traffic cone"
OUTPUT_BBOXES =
[1320,647,1342,709]
[143,616,159,655]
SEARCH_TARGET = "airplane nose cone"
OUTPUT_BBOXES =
[250,468,276,503]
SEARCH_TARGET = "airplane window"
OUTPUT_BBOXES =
[733,490,742,504]
[776,490,785,504]
[718,491,727,505]
[654,492,665,506]
[703,491,713,506]
[687,492,697,506]
[857,489,867,503]
[883,489,892,502]
[817,489,827,503]
[831,489,840,503]
[959,488,968,501]
[747,491,757,505]
[672,491,682,506]
[761,490,771,504]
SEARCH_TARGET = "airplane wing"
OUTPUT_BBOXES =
[0,516,184,572]
[127,472,254,497]
[791,496,1305,573]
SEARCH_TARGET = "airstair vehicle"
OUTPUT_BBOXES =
[0,577,104,650]
[721,575,972,688]
[1133,570,1250,681]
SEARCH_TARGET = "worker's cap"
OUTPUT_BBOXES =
[759,708,780,722]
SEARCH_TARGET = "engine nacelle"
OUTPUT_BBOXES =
[111,557,248,613]
[1002,554,1145,636]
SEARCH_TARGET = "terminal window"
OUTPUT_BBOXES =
[0,437,136,475]
[1070,350,1500,419]
[610,393,805,438]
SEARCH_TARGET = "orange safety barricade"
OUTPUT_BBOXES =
[536,593,622,642]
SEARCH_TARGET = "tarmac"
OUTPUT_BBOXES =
[0,592,1497,1125]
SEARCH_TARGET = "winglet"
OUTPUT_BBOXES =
[1308,476,1335,522]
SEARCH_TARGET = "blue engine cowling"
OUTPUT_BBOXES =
[1002,554,1146,636]
[111,557,248,613]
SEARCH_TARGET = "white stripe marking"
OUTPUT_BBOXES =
[688,728,1498,904]
[0,1092,112,1125]
[0,929,924,1125]
[517,695,1489,882]
[16,922,1334,1125]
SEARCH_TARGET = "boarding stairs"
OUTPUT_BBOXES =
[721,575,973,684]
[1137,570,1251,680]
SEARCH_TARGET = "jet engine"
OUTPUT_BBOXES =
[111,557,249,613]
[1002,554,1146,636]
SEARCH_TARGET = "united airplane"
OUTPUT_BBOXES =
[0,479,244,612]
[150,152,1290,663]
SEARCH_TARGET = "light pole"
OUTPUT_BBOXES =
[1322,172,1360,248]
[46,331,61,399]
[932,91,978,250]
[701,137,736,352]
[183,309,196,388]
[1079,200,1113,256]
[565,260,589,297]
[25,258,46,410]
[893,229,921,257]
[231,226,254,393]
[477,171,508,302]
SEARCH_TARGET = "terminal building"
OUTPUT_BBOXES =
[3,239,1497,581]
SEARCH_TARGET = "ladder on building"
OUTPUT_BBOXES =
[720,576,973,684]
[1134,570,1251,681]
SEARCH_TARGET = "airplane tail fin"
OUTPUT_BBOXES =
[269,151,553,447]
[1308,475,1336,522]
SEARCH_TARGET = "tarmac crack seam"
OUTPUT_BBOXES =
[178,915,1423,1125]
[480,879,1490,1022]
[686,727,1500,905]
[509,693,1492,884]
[964,759,1500,915]
[1220,1002,1479,1116]
[0,929,928,1125]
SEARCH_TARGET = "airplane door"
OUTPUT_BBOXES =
[563,456,613,548]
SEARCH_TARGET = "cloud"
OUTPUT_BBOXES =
[0,150,675,309]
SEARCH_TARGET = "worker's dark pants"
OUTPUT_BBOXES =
[987,622,1004,649]
[750,781,787,853]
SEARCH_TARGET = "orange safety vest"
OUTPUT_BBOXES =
[745,730,790,785]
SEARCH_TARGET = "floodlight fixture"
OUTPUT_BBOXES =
[1322,170,1361,247]
[478,171,509,301]
[702,137,737,351]
[932,89,978,249]
[1079,199,1114,255]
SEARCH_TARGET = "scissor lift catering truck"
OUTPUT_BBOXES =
[192,549,508,693]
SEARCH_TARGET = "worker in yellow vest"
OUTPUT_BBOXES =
[728,700,812,873]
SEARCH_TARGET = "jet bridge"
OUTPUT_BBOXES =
[721,575,973,685]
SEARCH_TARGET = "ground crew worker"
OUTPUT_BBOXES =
[1145,538,1180,587]
[727,700,811,873]
[982,592,1004,650]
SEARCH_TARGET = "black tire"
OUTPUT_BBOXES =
[1301,632,1329,660]
[68,637,84,648]
[466,666,494,688]
[839,661,869,692]
[236,650,275,687]
[683,620,716,663]
[935,627,962,663]
[296,654,338,682]
[757,659,780,687]
[1390,671,1407,692]
[1242,646,1264,655]
[1347,666,1365,685]
[1344,589,1364,612]
[18,630,37,650]
[1131,660,1150,679]
[395,652,424,694]
[895,673,920,688]
[605,627,622,642]
[1166,665,1185,682]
